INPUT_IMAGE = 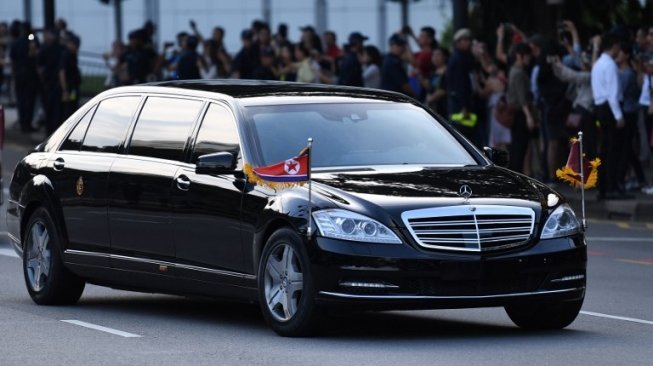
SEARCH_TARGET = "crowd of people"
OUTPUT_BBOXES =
[0,19,81,135]
[2,16,653,199]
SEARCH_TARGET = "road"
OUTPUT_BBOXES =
[1,139,652,365]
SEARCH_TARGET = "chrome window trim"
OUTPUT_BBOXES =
[63,250,256,280]
[401,205,535,252]
[319,287,583,300]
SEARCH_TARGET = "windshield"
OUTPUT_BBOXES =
[246,102,477,168]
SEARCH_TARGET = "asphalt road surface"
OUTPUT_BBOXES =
[1,141,652,365]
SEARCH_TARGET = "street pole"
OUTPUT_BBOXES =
[315,0,327,36]
[262,0,272,26]
[377,0,387,52]
[144,0,160,49]
[578,131,586,230]
[23,0,32,24]
[400,0,409,28]
[114,0,123,43]
[452,0,468,31]
[43,0,55,29]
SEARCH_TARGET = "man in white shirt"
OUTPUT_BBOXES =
[591,33,626,199]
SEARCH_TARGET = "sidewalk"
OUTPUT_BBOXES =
[2,104,653,222]
[2,105,50,149]
[557,178,653,223]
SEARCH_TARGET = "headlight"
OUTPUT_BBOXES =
[313,209,402,244]
[540,204,581,239]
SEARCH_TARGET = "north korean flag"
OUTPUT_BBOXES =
[252,153,309,183]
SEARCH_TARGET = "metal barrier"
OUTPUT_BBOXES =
[78,51,110,97]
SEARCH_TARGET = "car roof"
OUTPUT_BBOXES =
[146,79,415,102]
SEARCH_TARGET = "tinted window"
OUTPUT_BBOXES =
[45,105,90,152]
[129,97,202,161]
[192,104,240,162]
[60,105,96,151]
[81,96,141,153]
[246,102,476,167]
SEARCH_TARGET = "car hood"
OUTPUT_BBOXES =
[311,165,548,226]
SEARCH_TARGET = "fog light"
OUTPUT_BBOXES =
[550,274,585,283]
[339,281,399,289]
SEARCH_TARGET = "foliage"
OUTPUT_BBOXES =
[80,76,106,98]
[439,19,454,50]
[475,0,653,44]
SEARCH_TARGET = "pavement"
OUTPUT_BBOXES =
[1,217,652,365]
[2,103,652,222]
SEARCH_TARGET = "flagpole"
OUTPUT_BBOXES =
[578,131,586,230]
[306,137,313,239]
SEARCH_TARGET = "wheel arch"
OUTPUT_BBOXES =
[253,217,298,276]
[18,175,68,250]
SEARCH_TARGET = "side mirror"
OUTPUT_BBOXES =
[196,152,236,175]
[483,146,510,168]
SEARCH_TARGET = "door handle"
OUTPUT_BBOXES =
[175,175,191,191]
[53,158,65,171]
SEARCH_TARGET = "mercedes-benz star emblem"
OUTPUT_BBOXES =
[459,184,472,200]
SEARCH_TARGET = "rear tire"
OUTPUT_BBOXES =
[257,228,321,337]
[22,207,85,305]
[505,297,584,330]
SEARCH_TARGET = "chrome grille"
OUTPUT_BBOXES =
[402,205,535,252]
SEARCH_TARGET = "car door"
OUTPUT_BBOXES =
[170,102,247,280]
[50,96,141,266]
[107,96,203,271]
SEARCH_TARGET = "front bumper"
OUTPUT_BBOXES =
[310,234,586,310]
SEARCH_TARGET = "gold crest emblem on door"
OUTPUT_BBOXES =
[76,176,84,196]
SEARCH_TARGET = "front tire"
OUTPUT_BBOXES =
[23,207,85,305]
[257,228,321,337]
[505,297,584,330]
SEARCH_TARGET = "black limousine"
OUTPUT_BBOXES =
[7,80,586,336]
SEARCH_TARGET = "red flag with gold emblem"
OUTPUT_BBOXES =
[556,138,600,189]
[243,145,311,189]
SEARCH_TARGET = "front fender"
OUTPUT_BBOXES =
[249,186,338,274]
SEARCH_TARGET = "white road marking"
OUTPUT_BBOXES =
[0,248,18,258]
[586,237,653,242]
[581,311,653,326]
[61,320,142,338]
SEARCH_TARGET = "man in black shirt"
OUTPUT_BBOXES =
[232,29,258,79]
[10,22,39,133]
[59,33,81,121]
[176,35,202,79]
[37,28,64,134]
[338,32,366,86]
[252,47,277,80]
[121,30,155,84]
[380,34,414,97]
[446,28,475,142]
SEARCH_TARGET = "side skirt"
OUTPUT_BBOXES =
[63,250,258,301]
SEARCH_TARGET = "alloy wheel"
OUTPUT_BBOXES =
[25,221,52,292]
[264,243,304,322]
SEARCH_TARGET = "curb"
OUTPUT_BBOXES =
[562,189,653,223]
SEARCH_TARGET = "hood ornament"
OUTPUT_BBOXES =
[459,184,472,201]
